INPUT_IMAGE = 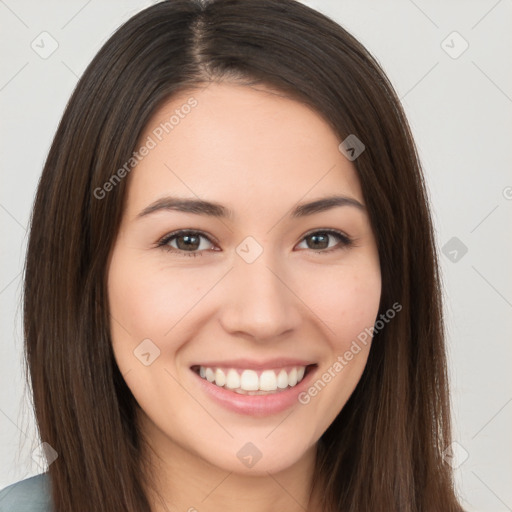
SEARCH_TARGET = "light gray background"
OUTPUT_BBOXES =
[1,0,511,510]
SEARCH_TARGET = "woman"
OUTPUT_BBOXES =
[0,0,464,510]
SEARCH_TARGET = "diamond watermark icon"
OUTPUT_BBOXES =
[338,134,365,161]
[32,442,58,470]
[134,338,161,366]
[236,442,262,468]
[31,31,59,59]
[442,441,469,469]
[441,31,469,59]
[236,236,263,264]
[442,236,468,263]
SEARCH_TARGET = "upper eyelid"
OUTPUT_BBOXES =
[157,229,217,247]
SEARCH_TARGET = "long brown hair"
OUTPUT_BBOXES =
[23,0,463,510]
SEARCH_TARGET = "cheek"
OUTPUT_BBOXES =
[294,258,382,348]
[108,253,209,344]
[107,253,208,406]
[295,258,381,425]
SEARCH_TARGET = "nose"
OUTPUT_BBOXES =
[218,253,303,342]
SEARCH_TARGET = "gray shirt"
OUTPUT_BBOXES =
[0,474,53,512]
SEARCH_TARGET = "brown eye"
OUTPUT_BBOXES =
[306,233,330,250]
[174,233,201,251]
[157,230,215,256]
[297,230,353,253]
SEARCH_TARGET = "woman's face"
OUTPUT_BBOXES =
[107,82,381,476]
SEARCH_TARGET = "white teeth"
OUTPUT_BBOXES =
[240,370,259,391]
[276,369,289,389]
[288,367,298,387]
[225,369,240,389]
[259,370,277,391]
[205,367,215,383]
[197,365,308,392]
[214,368,226,387]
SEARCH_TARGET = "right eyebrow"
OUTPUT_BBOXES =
[136,196,232,220]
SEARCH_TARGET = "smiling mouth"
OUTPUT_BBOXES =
[190,364,317,395]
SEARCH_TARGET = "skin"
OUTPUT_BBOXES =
[107,82,381,512]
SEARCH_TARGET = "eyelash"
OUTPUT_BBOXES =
[155,229,354,257]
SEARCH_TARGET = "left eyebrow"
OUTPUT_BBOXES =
[291,195,365,217]
[135,194,365,221]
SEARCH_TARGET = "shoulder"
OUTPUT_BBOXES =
[0,473,53,512]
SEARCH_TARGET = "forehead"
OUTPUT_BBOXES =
[124,82,363,220]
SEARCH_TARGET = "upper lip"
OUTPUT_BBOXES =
[190,358,316,370]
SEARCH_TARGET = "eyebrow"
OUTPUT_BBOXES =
[136,194,365,220]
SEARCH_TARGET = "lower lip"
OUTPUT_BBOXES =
[191,366,317,417]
